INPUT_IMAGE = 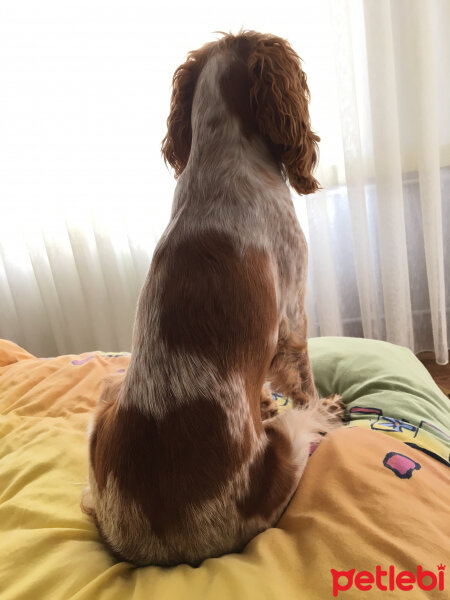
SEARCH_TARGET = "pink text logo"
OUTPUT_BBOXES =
[331,565,445,597]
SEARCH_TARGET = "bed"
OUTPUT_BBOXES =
[1,337,449,599]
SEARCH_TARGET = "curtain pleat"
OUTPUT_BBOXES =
[408,0,448,364]
[65,216,119,352]
[307,193,344,336]
[330,0,382,341]
[27,226,73,355]
[363,0,415,349]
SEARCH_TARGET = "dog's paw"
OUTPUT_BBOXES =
[260,387,279,421]
[321,393,346,421]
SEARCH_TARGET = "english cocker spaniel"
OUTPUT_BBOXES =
[82,30,343,567]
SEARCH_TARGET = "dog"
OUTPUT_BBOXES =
[82,30,343,567]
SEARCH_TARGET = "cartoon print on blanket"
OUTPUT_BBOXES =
[347,405,450,466]
[382,452,422,479]
[269,396,450,467]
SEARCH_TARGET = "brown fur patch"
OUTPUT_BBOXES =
[90,394,252,538]
[154,230,278,427]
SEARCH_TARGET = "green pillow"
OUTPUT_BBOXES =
[309,337,450,465]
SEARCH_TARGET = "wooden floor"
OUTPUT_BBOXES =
[417,351,450,397]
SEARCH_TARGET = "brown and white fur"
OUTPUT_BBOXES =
[82,30,343,567]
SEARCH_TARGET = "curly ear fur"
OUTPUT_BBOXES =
[161,44,213,177]
[248,34,320,195]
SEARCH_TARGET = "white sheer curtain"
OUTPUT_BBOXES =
[301,0,449,364]
[0,0,449,363]
[300,0,450,364]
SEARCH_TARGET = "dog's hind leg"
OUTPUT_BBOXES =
[266,314,318,407]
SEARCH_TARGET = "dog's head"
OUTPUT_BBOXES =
[161,31,320,195]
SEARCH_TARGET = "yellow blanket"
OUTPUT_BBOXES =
[1,339,449,599]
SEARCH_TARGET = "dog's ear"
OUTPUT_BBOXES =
[161,47,209,177]
[248,35,320,195]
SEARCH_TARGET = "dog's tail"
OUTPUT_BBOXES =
[274,399,342,475]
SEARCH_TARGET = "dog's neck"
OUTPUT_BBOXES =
[185,52,274,183]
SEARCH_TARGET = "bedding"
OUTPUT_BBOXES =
[0,337,449,599]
